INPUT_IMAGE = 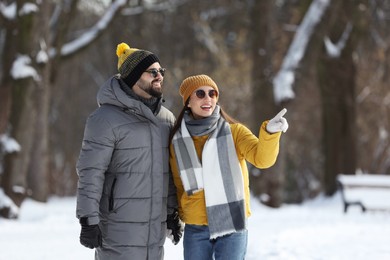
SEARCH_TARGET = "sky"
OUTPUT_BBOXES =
[1,191,389,260]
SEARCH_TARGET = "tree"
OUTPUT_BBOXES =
[248,0,286,207]
[0,0,127,217]
[317,0,368,195]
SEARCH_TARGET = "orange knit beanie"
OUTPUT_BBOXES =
[179,74,219,105]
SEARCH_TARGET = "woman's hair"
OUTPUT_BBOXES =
[169,99,239,142]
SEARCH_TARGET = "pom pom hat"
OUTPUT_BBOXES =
[116,42,160,88]
[179,74,219,105]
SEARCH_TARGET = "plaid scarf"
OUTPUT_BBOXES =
[172,107,246,239]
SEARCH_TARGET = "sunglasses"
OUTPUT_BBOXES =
[194,89,218,99]
[144,68,166,78]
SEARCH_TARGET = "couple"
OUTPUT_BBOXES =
[76,42,288,260]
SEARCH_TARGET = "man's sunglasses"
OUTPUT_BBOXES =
[194,89,218,99]
[144,68,166,78]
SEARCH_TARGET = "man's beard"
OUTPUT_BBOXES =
[138,78,163,98]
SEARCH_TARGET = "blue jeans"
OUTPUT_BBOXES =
[183,224,248,260]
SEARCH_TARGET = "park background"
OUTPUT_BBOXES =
[0,0,389,222]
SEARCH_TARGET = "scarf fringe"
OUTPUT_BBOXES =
[209,228,245,240]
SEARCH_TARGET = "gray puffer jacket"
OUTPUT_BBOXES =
[76,76,176,260]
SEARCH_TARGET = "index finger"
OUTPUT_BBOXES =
[274,108,287,120]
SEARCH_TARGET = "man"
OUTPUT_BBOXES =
[76,42,182,260]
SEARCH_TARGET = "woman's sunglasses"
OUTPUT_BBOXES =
[144,68,166,78]
[194,89,218,99]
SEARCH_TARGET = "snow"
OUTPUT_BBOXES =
[19,3,38,16]
[0,2,38,19]
[0,134,21,153]
[36,50,49,64]
[1,193,389,260]
[337,174,390,209]
[10,55,40,81]
[0,2,16,20]
[338,174,390,187]
[0,189,18,218]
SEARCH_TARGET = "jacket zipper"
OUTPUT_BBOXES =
[109,177,117,212]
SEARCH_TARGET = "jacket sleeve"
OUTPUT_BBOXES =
[165,113,178,215]
[169,144,185,219]
[167,169,178,215]
[76,113,115,225]
[233,121,281,169]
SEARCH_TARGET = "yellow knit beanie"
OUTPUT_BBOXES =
[179,74,219,105]
[116,42,160,87]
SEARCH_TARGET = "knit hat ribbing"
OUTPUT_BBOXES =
[179,74,219,105]
[116,42,160,88]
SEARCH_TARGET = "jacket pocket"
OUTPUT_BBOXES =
[109,177,117,212]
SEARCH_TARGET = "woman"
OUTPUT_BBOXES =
[169,74,288,260]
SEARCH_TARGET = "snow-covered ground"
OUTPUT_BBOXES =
[0,193,389,260]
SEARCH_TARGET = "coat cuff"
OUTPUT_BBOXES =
[79,216,99,225]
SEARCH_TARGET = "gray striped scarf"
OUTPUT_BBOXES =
[172,106,246,239]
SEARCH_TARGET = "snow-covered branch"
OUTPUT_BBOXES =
[193,21,219,54]
[0,134,21,154]
[0,188,19,219]
[0,1,16,19]
[272,0,330,103]
[192,18,229,64]
[0,1,38,20]
[43,0,190,60]
[48,0,127,58]
[121,0,190,15]
[324,22,353,58]
[10,55,40,81]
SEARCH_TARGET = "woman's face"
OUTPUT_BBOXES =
[187,86,218,119]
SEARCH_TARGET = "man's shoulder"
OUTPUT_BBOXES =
[92,104,122,117]
[88,104,131,126]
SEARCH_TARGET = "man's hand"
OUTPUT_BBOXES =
[79,218,102,249]
[266,108,289,133]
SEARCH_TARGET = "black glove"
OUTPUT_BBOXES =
[79,217,102,249]
[166,210,183,245]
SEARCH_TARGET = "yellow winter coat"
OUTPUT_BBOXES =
[169,121,281,225]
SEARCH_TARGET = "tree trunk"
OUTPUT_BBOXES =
[4,79,36,205]
[318,0,367,195]
[0,4,19,188]
[249,0,284,207]
[27,74,50,202]
[2,5,39,206]
[319,54,357,195]
[25,1,54,202]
